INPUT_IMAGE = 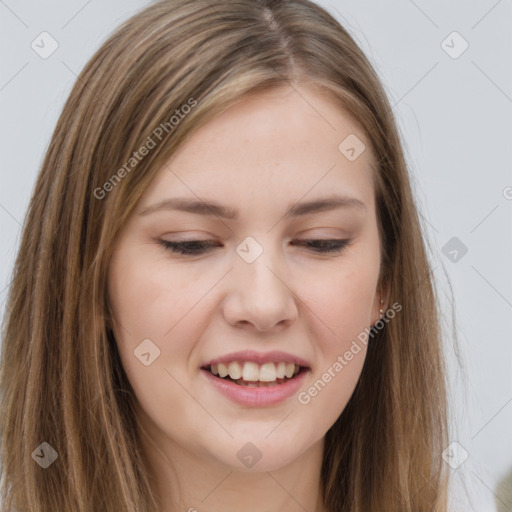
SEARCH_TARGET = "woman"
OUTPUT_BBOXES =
[0,0,451,510]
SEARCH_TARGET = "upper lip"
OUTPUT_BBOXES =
[201,350,310,369]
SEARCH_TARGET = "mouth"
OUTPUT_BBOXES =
[200,361,308,387]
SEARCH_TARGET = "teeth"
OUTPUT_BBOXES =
[208,361,302,382]
[242,361,260,381]
[227,361,242,380]
[259,362,278,382]
[217,363,228,378]
[276,361,286,379]
[285,363,295,378]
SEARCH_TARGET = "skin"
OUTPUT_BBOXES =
[108,83,387,512]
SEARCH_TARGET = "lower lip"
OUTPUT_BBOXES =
[200,368,309,407]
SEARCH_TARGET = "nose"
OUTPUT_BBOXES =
[221,242,299,333]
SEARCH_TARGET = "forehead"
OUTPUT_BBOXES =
[139,84,376,219]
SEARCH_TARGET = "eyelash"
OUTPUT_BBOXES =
[159,238,352,256]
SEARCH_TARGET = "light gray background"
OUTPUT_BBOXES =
[1,1,511,511]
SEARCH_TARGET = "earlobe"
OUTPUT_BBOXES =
[372,280,389,326]
[378,278,390,314]
[370,297,385,327]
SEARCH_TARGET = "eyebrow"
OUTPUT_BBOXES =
[138,194,366,220]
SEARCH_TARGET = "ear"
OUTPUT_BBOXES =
[371,279,390,327]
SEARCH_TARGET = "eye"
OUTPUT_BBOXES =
[159,238,352,256]
[290,238,352,253]
[159,239,220,255]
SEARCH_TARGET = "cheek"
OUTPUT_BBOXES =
[295,268,373,425]
[292,247,378,417]
[299,345,367,433]
[299,263,378,347]
[108,246,201,340]
[107,246,214,402]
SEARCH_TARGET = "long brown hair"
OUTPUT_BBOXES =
[0,0,451,510]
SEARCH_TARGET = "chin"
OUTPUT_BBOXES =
[206,436,312,473]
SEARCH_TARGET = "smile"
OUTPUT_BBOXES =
[204,361,303,387]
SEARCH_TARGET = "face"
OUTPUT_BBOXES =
[108,84,385,473]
